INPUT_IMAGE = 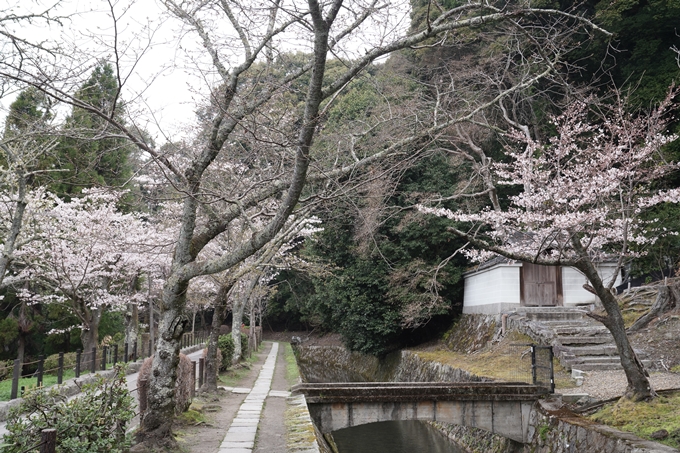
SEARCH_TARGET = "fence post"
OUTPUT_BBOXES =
[90,347,96,373]
[148,339,153,358]
[36,354,45,388]
[138,378,148,414]
[191,361,197,398]
[40,428,57,453]
[10,358,21,400]
[198,357,205,389]
[548,346,555,393]
[531,345,537,386]
[75,349,81,378]
[124,343,129,363]
[57,352,64,385]
[113,344,118,365]
[133,341,138,361]
[101,346,107,371]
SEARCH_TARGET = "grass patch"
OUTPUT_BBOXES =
[589,391,680,448]
[175,409,207,426]
[283,343,300,387]
[0,369,96,401]
[414,331,572,388]
[217,342,265,387]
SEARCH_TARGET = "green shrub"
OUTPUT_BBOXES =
[43,352,78,376]
[217,335,235,370]
[1,365,134,453]
[241,333,248,359]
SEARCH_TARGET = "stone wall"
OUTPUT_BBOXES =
[523,398,678,453]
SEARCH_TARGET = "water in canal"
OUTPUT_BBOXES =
[331,420,465,453]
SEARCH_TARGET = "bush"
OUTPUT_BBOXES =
[43,352,78,376]
[0,359,13,381]
[217,335,235,370]
[2,365,134,453]
[241,333,248,359]
[138,353,193,415]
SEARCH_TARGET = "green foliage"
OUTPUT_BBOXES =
[217,335,235,371]
[43,352,78,376]
[267,151,469,356]
[49,63,134,197]
[1,365,134,453]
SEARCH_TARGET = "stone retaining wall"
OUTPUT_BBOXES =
[524,398,678,453]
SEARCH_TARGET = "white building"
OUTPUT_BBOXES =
[462,258,621,314]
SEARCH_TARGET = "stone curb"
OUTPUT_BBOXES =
[0,344,205,423]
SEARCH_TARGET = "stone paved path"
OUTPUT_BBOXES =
[218,343,279,452]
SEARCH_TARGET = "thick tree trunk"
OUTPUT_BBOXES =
[202,283,232,393]
[80,308,101,369]
[139,303,189,444]
[575,258,654,401]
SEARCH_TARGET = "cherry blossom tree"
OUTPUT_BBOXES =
[0,0,612,443]
[419,90,680,401]
[14,189,169,358]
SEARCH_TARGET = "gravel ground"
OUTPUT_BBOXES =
[560,370,680,400]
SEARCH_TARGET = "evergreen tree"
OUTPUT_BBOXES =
[51,63,133,196]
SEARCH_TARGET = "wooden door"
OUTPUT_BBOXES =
[521,263,562,306]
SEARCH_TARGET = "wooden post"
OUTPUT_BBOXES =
[36,354,45,388]
[75,349,81,378]
[148,339,152,358]
[133,341,137,361]
[40,428,57,453]
[138,378,148,414]
[198,357,205,389]
[124,343,129,363]
[101,346,107,371]
[10,358,21,400]
[192,361,197,398]
[57,352,64,385]
[113,344,118,365]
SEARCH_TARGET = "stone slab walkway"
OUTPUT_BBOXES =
[218,342,279,452]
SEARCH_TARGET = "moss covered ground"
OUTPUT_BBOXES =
[589,391,680,448]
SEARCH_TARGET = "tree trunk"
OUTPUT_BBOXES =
[80,308,101,369]
[202,283,232,393]
[16,333,26,365]
[231,299,246,365]
[125,303,139,355]
[575,258,654,400]
[628,285,678,332]
[139,302,189,444]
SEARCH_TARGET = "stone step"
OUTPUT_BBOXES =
[557,336,613,345]
[561,345,619,356]
[571,362,623,371]
[566,356,623,365]
[512,308,589,322]
[552,326,610,336]
[538,320,593,327]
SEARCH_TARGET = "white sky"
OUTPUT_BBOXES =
[0,0,411,144]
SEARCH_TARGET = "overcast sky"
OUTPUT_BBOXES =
[1,0,410,143]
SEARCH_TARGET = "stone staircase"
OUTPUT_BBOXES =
[507,307,650,371]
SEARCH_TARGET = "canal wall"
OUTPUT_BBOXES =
[522,398,678,453]
[295,345,486,384]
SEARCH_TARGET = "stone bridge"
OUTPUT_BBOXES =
[291,382,549,443]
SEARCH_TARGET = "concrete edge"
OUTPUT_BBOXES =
[285,394,326,453]
[0,344,205,423]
